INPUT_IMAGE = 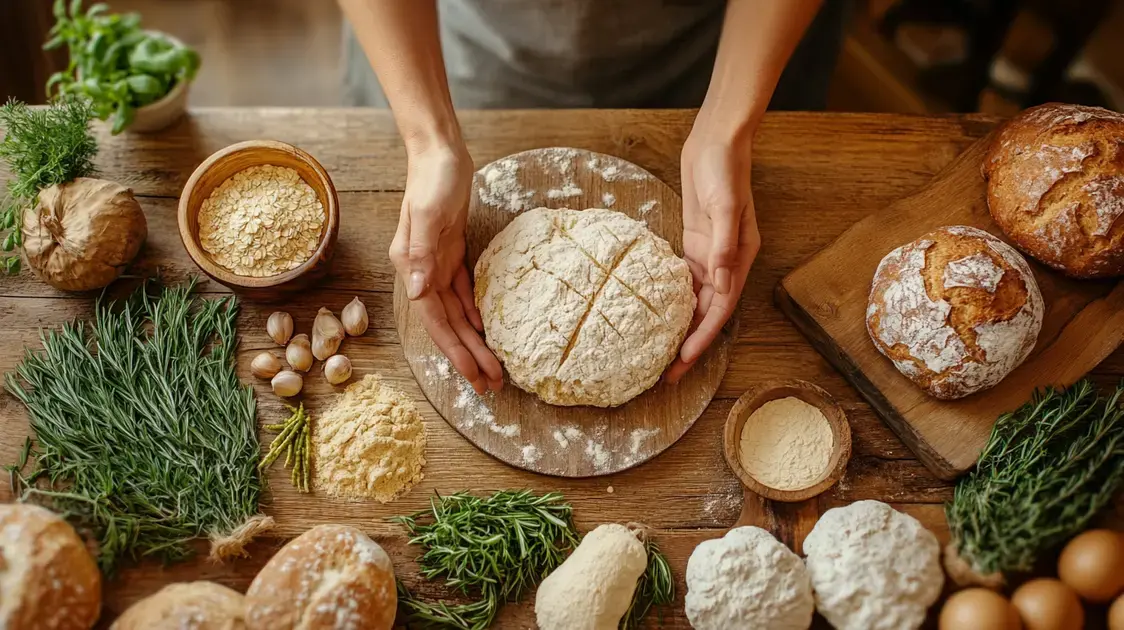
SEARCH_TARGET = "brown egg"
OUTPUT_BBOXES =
[1058,529,1124,603]
[940,588,1023,630]
[1011,579,1085,630]
[1110,594,1124,630]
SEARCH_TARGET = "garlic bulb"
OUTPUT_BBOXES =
[271,370,303,397]
[324,355,353,385]
[250,352,282,379]
[341,297,369,336]
[267,312,294,345]
[312,307,345,360]
[286,334,313,372]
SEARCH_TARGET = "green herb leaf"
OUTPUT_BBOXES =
[4,255,21,274]
[110,103,134,135]
[0,98,97,207]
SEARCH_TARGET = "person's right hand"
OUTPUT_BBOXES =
[390,144,503,394]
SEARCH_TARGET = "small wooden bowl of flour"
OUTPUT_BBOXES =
[723,379,851,502]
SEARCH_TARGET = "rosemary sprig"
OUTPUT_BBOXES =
[622,532,675,630]
[393,490,580,629]
[5,280,263,573]
[947,380,1124,579]
[259,404,311,493]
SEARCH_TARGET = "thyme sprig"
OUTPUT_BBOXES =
[947,380,1124,578]
[5,280,263,573]
[260,404,311,493]
[393,490,580,629]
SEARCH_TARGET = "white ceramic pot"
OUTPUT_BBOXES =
[129,31,193,133]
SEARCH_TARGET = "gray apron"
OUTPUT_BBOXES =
[343,0,847,110]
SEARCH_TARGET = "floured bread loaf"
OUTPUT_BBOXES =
[983,103,1124,278]
[111,581,245,630]
[475,207,695,407]
[866,226,1043,399]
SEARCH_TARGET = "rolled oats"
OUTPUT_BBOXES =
[197,165,326,277]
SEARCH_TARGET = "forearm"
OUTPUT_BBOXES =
[702,0,823,138]
[338,0,461,154]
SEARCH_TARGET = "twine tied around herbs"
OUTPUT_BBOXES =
[209,514,276,561]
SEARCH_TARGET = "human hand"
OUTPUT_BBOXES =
[390,144,503,394]
[666,115,761,383]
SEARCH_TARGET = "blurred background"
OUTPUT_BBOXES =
[3,0,1122,114]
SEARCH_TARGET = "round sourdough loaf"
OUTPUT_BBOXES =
[245,525,395,630]
[475,207,695,407]
[866,226,1043,399]
[111,581,245,630]
[0,504,101,630]
[983,103,1124,278]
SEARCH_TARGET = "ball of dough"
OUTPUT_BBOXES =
[0,503,101,630]
[803,500,944,630]
[685,526,813,630]
[983,103,1124,278]
[866,225,1043,399]
[245,525,396,630]
[111,581,245,630]
[475,207,695,407]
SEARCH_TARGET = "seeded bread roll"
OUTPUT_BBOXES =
[245,524,396,630]
[0,503,101,630]
[111,581,245,630]
[866,226,1044,399]
[983,103,1124,278]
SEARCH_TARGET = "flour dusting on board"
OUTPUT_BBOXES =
[521,444,542,465]
[638,200,657,215]
[477,158,534,213]
[602,192,616,207]
[546,183,583,199]
[413,354,521,439]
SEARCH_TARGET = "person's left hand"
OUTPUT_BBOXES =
[666,113,761,383]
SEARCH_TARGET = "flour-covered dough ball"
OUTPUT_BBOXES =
[803,500,944,630]
[475,208,695,407]
[685,526,813,630]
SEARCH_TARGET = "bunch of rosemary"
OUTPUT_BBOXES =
[5,280,264,573]
[946,380,1124,586]
[394,490,580,629]
[260,404,311,493]
[622,532,675,630]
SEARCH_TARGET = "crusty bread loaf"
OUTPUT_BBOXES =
[866,226,1044,399]
[983,102,1124,278]
[245,524,396,630]
[111,581,245,630]
[0,504,101,630]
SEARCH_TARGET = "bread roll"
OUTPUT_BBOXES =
[983,102,1124,278]
[866,226,1043,399]
[245,524,395,630]
[111,581,244,629]
[0,503,101,630]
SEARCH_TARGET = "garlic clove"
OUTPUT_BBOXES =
[271,370,303,397]
[312,307,345,360]
[267,312,294,345]
[286,334,313,372]
[250,352,282,379]
[324,354,353,385]
[341,297,369,336]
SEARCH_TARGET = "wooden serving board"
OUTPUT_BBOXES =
[777,136,1124,480]
[394,148,734,477]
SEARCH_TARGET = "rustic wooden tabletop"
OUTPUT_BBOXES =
[4,109,1118,627]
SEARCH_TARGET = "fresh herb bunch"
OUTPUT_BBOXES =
[622,533,675,630]
[260,404,311,493]
[947,380,1124,582]
[45,0,200,134]
[5,280,263,573]
[393,490,580,629]
[0,98,98,273]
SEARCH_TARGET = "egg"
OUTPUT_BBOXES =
[1058,529,1124,603]
[1110,594,1124,630]
[939,588,1022,630]
[1011,579,1084,630]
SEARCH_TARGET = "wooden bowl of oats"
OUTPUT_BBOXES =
[178,140,339,297]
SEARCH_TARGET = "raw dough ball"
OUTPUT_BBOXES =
[475,207,695,407]
[0,503,102,630]
[685,526,813,630]
[866,225,1043,399]
[983,103,1124,278]
[111,581,245,630]
[803,500,944,630]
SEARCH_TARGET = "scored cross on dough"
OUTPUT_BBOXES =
[475,208,695,407]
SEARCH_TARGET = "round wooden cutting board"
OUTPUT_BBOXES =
[394,148,734,477]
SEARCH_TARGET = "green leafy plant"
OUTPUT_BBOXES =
[945,380,1124,586]
[0,98,98,274]
[393,490,580,629]
[5,280,264,573]
[45,0,200,134]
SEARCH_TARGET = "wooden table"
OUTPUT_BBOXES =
[3,109,1120,627]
